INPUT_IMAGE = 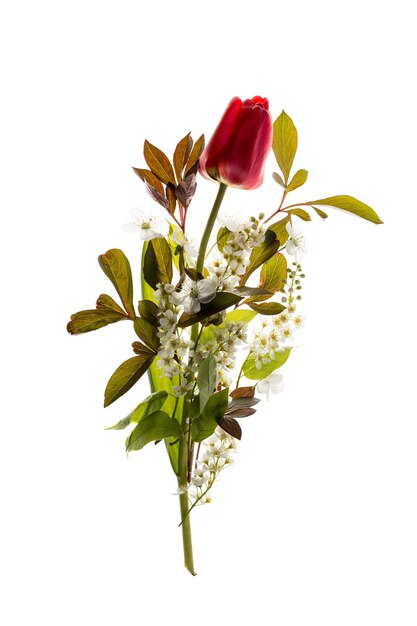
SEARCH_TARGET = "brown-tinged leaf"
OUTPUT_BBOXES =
[175,174,197,209]
[239,237,280,286]
[230,386,255,399]
[132,168,165,195]
[272,110,298,184]
[98,249,135,318]
[96,294,127,316]
[67,309,127,334]
[134,317,159,352]
[225,406,257,418]
[267,215,290,246]
[138,300,159,326]
[184,267,204,282]
[166,183,177,215]
[307,195,383,224]
[184,134,205,176]
[286,169,308,192]
[173,132,192,183]
[143,239,173,290]
[132,341,157,356]
[227,397,260,410]
[104,354,154,407]
[248,302,286,315]
[218,416,242,440]
[145,183,169,210]
[286,208,311,221]
[178,292,242,328]
[143,140,176,185]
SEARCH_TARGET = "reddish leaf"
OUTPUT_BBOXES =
[218,416,242,440]
[132,167,165,195]
[143,140,176,185]
[184,134,205,176]
[230,386,255,399]
[173,132,192,183]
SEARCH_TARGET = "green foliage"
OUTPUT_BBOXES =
[272,111,298,184]
[267,215,290,245]
[216,226,230,252]
[248,302,286,315]
[197,352,217,411]
[178,292,242,328]
[192,388,229,442]
[67,309,127,334]
[307,195,383,224]
[242,348,292,380]
[143,238,173,289]
[272,171,285,187]
[286,169,308,192]
[104,351,154,407]
[286,208,311,221]
[137,300,159,325]
[134,317,159,352]
[253,253,287,301]
[239,236,280,286]
[126,411,182,452]
[98,249,135,318]
[199,309,257,345]
[96,294,127,315]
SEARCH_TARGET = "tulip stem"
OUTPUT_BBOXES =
[196,183,228,274]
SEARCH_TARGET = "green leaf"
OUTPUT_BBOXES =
[105,416,132,431]
[239,237,280,286]
[178,292,242,328]
[67,309,126,334]
[307,195,383,224]
[286,169,308,192]
[216,226,230,252]
[248,302,286,315]
[137,300,159,326]
[143,238,173,290]
[313,207,328,219]
[286,208,311,221]
[129,390,168,424]
[143,140,176,185]
[272,110,298,184]
[272,171,286,187]
[200,309,257,345]
[267,215,290,246]
[134,317,159,352]
[132,168,165,195]
[104,354,154,407]
[173,132,192,183]
[98,249,135,318]
[243,348,292,380]
[184,134,205,176]
[192,388,229,442]
[126,411,182,452]
[96,294,127,316]
[259,253,287,294]
[198,352,217,411]
[233,286,273,297]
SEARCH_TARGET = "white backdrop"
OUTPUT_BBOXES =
[1,1,416,624]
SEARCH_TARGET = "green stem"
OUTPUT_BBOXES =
[177,182,228,576]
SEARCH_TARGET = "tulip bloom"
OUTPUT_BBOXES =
[199,96,273,190]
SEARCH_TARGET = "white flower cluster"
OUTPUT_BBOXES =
[209,213,266,289]
[189,427,237,505]
[250,307,305,370]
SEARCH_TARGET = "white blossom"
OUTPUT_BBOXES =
[123,207,169,240]
[171,227,197,262]
[257,373,284,401]
[177,277,217,314]
[285,223,307,261]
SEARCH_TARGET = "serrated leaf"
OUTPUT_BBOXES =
[104,354,154,407]
[143,238,173,290]
[307,195,383,224]
[134,317,159,352]
[132,168,165,195]
[192,388,229,442]
[143,140,176,185]
[287,169,308,192]
[243,348,292,380]
[239,237,280,286]
[138,300,159,326]
[286,208,311,221]
[129,390,168,424]
[313,207,328,219]
[173,132,192,183]
[67,309,127,334]
[98,249,135,318]
[272,111,298,184]
[175,174,197,209]
[272,171,286,187]
[178,292,242,328]
[198,351,217,411]
[126,411,181,452]
[267,215,290,246]
[96,294,127,315]
[248,302,286,315]
[218,416,242,440]
[184,134,205,176]
[230,386,255,399]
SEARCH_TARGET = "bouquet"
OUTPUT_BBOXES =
[67,96,382,575]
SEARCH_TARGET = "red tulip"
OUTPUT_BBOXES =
[199,96,273,190]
